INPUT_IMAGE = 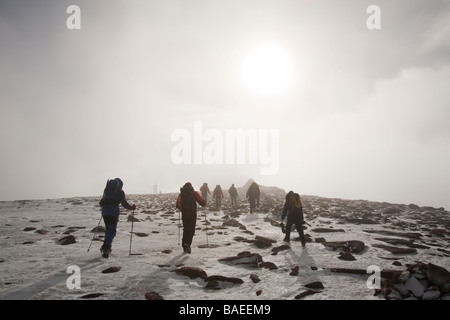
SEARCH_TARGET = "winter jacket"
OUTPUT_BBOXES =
[176,191,206,215]
[100,189,134,217]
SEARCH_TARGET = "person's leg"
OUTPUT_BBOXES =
[182,212,197,252]
[102,215,118,250]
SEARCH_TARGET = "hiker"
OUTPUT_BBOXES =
[246,182,260,213]
[176,182,206,253]
[213,185,224,209]
[200,182,210,202]
[228,184,238,207]
[99,178,136,258]
[281,192,306,247]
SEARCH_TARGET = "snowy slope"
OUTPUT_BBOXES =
[1,191,449,300]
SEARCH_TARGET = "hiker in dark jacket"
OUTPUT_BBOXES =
[281,192,306,247]
[213,185,224,209]
[228,184,238,207]
[99,178,136,257]
[200,182,210,202]
[246,182,260,213]
[176,182,206,253]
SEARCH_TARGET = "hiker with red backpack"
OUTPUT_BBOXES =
[99,178,136,258]
[176,182,206,253]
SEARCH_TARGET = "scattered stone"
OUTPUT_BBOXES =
[23,227,36,232]
[338,252,356,261]
[322,240,365,253]
[250,274,261,283]
[145,291,164,300]
[427,263,450,287]
[80,293,106,299]
[57,235,76,245]
[256,290,262,296]
[259,261,278,270]
[127,215,140,222]
[271,244,290,255]
[219,252,263,267]
[295,290,318,299]
[91,225,106,233]
[311,227,345,233]
[132,232,149,237]
[290,266,299,276]
[102,266,122,274]
[161,249,172,254]
[171,266,207,279]
[305,281,324,290]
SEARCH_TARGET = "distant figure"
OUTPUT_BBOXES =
[246,182,260,213]
[176,182,206,253]
[281,192,306,247]
[99,178,136,258]
[200,182,210,202]
[213,185,224,209]
[228,184,238,207]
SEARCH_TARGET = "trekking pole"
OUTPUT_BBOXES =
[128,210,135,256]
[204,207,209,246]
[87,215,103,252]
[177,210,181,246]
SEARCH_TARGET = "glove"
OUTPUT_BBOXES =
[131,205,136,210]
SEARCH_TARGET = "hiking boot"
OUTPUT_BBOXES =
[283,237,290,243]
[183,244,191,254]
[100,245,112,258]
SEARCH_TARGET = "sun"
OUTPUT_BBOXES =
[240,43,294,96]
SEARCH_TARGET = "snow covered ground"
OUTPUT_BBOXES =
[1,190,449,301]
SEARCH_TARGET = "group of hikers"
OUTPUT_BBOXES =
[97,178,306,257]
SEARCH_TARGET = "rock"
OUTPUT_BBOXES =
[305,281,324,290]
[256,290,262,296]
[91,225,106,233]
[205,275,243,290]
[171,266,207,279]
[80,293,106,299]
[219,252,262,267]
[250,274,261,283]
[259,261,278,270]
[290,266,299,276]
[295,290,317,299]
[102,266,122,274]
[427,263,450,287]
[322,240,365,253]
[127,215,140,222]
[23,227,36,232]
[422,289,440,300]
[254,236,276,249]
[145,291,164,300]
[404,276,424,298]
[338,252,356,261]
[57,235,76,245]
[271,244,290,255]
[132,232,149,237]
[311,227,345,233]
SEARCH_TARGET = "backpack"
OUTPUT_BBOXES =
[180,183,195,212]
[101,179,122,205]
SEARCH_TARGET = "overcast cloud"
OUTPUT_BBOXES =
[1,0,449,209]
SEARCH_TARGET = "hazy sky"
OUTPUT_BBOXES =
[1,0,449,209]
